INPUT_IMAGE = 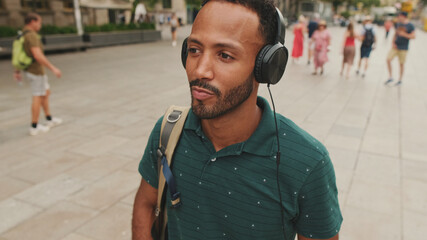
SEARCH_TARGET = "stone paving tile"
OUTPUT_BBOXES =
[327,147,358,170]
[325,134,362,152]
[69,135,130,157]
[8,152,88,184]
[403,210,427,240]
[61,233,95,240]
[76,202,132,240]
[354,152,400,187]
[346,175,401,216]
[402,159,427,182]
[0,176,32,201]
[0,201,97,240]
[340,206,401,240]
[120,191,137,206]
[65,154,132,183]
[0,198,43,234]
[14,174,87,208]
[69,170,140,211]
[402,179,427,214]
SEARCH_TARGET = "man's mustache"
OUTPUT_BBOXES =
[189,79,221,96]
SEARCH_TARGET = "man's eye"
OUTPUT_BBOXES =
[188,48,198,53]
[220,53,232,60]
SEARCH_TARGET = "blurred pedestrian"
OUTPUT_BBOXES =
[311,20,330,75]
[134,2,147,24]
[291,15,306,62]
[356,16,376,78]
[384,18,393,39]
[307,13,320,65]
[385,12,416,86]
[13,13,62,136]
[340,22,357,79]
[170,13,179,47]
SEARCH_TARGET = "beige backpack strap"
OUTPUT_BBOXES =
[154,105,190,240]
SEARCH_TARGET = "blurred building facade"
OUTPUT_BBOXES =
[0,0,186,27]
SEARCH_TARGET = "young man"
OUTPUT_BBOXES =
[356,16,376,78]
[13,13,62,136]
[385,12,415,86]
[132,1,342,239]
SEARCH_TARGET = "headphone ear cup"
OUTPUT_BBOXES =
[181,38,188,69]
[255,44,289,85]
[254,45,272,84]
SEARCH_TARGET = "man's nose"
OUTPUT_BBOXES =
[193,52,214,80]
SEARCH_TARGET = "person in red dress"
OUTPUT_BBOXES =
[291,15,307,62]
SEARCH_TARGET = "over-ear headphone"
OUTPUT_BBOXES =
[181,7,289,85]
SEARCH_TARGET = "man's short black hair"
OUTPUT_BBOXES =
[25,12,41,25]
[202,0,278,45]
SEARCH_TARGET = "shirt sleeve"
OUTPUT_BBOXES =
[138,117,163,189]
[408,23,415,33]
[24,32,41,57]
[294,154,343,239]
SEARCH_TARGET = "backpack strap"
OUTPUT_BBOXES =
[155,105,190,240]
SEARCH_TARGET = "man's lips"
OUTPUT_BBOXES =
[191,86,215,101]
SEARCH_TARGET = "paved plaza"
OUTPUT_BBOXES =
[0,24,426,240]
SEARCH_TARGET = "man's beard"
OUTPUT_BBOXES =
[189,75,254,119]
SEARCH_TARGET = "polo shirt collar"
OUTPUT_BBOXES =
[184,96,277,157]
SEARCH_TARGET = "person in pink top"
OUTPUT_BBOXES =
[340,22,357,79]
[291,15,307,62]
[310,20,330,75]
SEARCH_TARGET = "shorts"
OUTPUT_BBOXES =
[387,48,407,64]
[171,27,177,33]
[360,46,372,58]
[25,72,49,96]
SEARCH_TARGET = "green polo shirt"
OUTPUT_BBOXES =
[139,96,342,240]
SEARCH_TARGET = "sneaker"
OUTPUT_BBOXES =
[172,41,177,47]
[29,124,50,136]
[361,73,366,78]
[384,78,394,85]
[395,81,402,86]
[356,70,360,75]
[46,117,62,128]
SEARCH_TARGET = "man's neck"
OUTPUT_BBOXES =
[201,95,262,152]
[24,25,36,32]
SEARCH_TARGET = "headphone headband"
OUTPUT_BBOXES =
[275,8,286,45]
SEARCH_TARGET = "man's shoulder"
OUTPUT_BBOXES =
[23,30,40,44]
[277,114,328,163]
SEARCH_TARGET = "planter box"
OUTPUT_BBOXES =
[0,30,161,57]
[0,34,88,57]
[83,30,161,48]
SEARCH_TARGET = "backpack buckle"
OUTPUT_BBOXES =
[170,192,182,208]
[167,110,182,123]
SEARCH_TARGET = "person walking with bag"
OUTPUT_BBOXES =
[356,16,376,78]
[340,22,357,79]
[311,20,330,75]
[13,13,62,136]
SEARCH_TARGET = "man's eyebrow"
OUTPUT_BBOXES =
[188,37,243,52]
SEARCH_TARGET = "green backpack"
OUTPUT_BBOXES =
[12,31,33,70]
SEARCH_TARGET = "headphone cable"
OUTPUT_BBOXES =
[267,84,286,239]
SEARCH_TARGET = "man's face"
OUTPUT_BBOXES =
[31,17,42,32]
[398,14,406,23]
[186,1,264,119]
